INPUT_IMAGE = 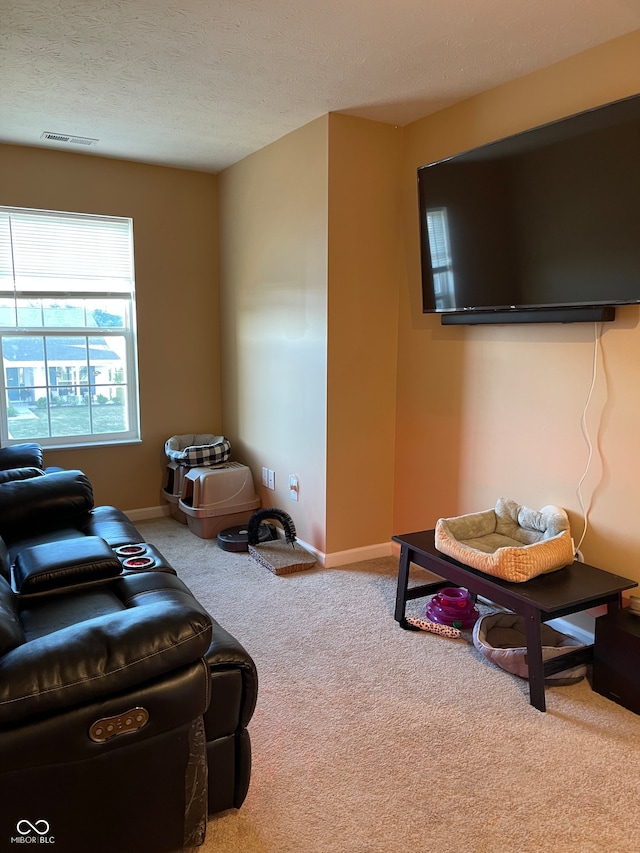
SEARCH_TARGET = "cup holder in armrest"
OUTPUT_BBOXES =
[113,544,176,575]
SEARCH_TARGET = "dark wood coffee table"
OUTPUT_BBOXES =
[393,529,637,711]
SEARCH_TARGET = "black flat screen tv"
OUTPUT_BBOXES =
[418,94,640,325]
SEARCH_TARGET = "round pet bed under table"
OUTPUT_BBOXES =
[473,612,587,685]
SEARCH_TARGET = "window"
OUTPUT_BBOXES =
[0,207,140,447]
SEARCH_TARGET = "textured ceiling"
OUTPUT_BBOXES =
[2,0,640,173]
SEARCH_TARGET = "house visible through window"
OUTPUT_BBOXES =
[0,207,140,447]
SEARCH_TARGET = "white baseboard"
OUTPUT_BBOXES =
[308,541,393,568]
[120,506,394,569]
[547,613,598,645]
[125,505,170,522]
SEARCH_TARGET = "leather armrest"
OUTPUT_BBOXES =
[13,536,122,595]
[205,620,258,729]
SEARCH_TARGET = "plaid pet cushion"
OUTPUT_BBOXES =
[181,440,231,466]
[165,434,231,467]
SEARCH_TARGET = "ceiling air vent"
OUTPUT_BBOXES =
[40,132,98,147]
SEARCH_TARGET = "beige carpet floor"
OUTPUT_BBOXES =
[137,517,640,853]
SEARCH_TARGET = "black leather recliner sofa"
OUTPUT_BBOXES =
[0,445,257,853]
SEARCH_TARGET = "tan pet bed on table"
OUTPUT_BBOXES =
[435,497,574,582]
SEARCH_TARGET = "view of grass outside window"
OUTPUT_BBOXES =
[0,207,140,447]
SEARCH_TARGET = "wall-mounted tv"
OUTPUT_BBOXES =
[418,94,640,325]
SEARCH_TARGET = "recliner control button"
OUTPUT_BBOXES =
[89,707,149,742]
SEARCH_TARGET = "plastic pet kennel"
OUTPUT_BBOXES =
[178,462,260,540]
[162,434,232,523]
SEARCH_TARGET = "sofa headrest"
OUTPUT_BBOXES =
[0,443,43,471]
[0,470,94,543]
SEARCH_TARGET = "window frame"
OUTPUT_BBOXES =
[0,206,141,449]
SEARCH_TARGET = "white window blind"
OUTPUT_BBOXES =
[0,208,133,295]
[0,206,140,448]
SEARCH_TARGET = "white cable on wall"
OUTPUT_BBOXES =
[575,321,602,553]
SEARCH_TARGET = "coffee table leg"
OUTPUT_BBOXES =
[523,610,546,712]
[394,545,412,625]
[605,593,621,615]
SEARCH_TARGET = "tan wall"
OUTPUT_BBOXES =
[218,114,403,558]
[326,114,402,555]
[396,30,640,580]
[218,118,329,552]
[0,145,220,510]
[2,30,638,572]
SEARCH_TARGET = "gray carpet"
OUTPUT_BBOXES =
[137,517,640,853]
